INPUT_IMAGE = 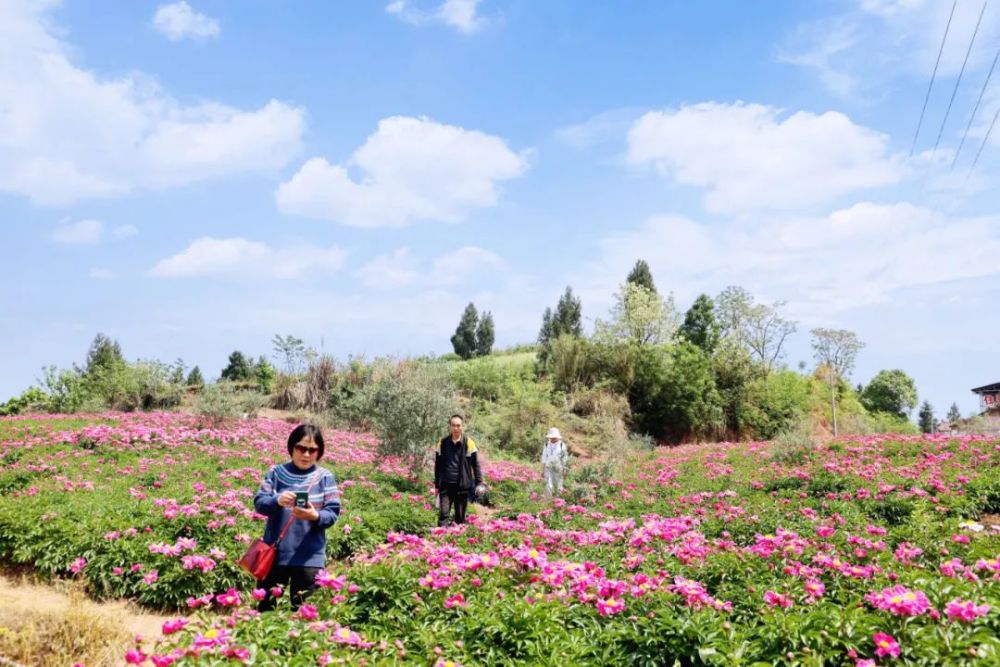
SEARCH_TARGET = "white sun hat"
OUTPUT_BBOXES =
[546,427,562,439]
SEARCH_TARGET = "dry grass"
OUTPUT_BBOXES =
[0,574,170,667]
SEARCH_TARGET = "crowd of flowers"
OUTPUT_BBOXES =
[0,413,998,665]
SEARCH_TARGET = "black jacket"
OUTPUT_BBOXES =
[434,435,483,491]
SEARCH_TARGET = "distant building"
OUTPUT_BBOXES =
[971,382,1000,412]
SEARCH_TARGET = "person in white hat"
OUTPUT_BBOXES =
[541,427,569,498]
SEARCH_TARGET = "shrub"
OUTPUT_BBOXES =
[0,387,48,416]
[194,383,268,424]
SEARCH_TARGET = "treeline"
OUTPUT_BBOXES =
[2,259,963,454]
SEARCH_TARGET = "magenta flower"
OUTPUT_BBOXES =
[873,631,900,658]
[763,590,794,609]
[444,593,467,609]
[161,619,188,635]
[944,598,990,622]
[69,557,86,574]
[124,649,146,664]
[215,587,242,607]
[298,604,318,620]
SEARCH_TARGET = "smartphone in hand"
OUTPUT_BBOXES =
[295,491,309,508]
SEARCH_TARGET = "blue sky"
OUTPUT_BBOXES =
[2,0,998,418]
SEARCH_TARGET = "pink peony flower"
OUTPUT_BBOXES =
[124,649,146,664]
[298,604,318,620]
[763,590,794,609]
[873,631,900,658]
[944,598,990,622]
[161,619,188,635]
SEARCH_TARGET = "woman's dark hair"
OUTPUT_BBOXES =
[287,424,325,460]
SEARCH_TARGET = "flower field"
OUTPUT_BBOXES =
[0,414,998,666]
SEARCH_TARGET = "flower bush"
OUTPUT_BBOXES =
[0,414,998,665]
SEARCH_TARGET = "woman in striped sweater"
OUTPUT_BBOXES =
[253,424,341,611]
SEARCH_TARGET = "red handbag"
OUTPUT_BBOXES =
[240,476,319,580]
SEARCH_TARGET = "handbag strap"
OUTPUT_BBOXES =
[273,472,321,546]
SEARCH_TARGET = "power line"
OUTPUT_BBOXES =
[968,104,1000,178]
[911,0,958,156]
[932,0,990,156]
[952,47,1000,168]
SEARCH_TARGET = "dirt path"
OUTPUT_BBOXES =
[0,573,177,666]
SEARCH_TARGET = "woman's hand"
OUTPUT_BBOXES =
[292,502,320,522]
[277,491,296,508]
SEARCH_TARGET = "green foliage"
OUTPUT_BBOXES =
[449,355,533,402]
[678,293,720,354]
[629,341,723,443]
[947,402,962,422]
[918,400,936,434]
[450,303,479,360]
[860,369,919,418]
[220,350,254,382]
[359,362,457,474]
[549,335,634,394]
[255,356,276,394]
[186,365,204,386]
[193,382,267,423]
[84,333,124,375]
[594,282,678,347]
[272,334,307,374]
[625,258,656,293]
[474,376,560,459]
[475,311,495,356]
[0,387,48,416]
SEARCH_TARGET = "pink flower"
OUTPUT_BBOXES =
[595,597,625,616]
[270,586,284,598]
[873,631,900,658]
[444,593,467,609]
[944,598,990,622]
[298,604,318,620]
[763,590,794,609]
[215,587,242,607]
[804,579,825,599]
[142,570,158,585]
[70,557,86,574]
[161,619,188,635]
[124,649,146,664]
[252,588,267,601]
[857,660,876,667]
[865,585,931,617]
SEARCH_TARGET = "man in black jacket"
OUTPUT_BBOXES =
[433,414,483,527]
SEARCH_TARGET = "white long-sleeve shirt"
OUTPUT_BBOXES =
[541,440,568,470]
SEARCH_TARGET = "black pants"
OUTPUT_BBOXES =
[257,565,320,612]
[438,483,468,527]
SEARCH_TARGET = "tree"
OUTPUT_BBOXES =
[859,369,918,418]
[553,287,583,337]
[272,334,307,374]
[595,282,678,347]
[537,308,554,347]
[947,402,962,422]
[626,259,657,293]
[255,356,276,394]
[170,358,186,385]
[85,333,124,376]
[186,366,205,387]
[220,351,254,382]
[629,341,723,443]
[811,328,864,437]
[715,287,795,372]
[475,312,495,356]
[678,294,720,353]
[918,400,936,434]
[450,303,479,360]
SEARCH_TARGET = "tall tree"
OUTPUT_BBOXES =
[811,328,864,437]
[255,356,276,393]
[186,366,205,387]
[860,369,918,418]
[552,287,583,337]
[678,294,720,353]
[537,307,554,347]
[450,303,479,360]
[946,402,962,422]
[918,400,936,434]
[220,351,254,382]
[271,334,307,374]
[626,259,657,293]
[595,282,678,347]
[715,287,795,372]
[475,312,495,356]
[85,333,124,375]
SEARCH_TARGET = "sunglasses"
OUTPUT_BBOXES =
[293,444,320,455]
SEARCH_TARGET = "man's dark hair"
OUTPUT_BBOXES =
[286,424,325,460]
[449,414,464,424]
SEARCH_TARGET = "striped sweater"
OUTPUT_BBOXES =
[253,462,341,567]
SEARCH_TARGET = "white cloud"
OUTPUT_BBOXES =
[0,1,303,205]
[153,2,220,41]
[429,246,505,284]
[576,202,1000,322]
[52,219,103,244]
[276,116,528,228]
[150,237,346,279]
[112,224,139,239]
[626,102,903,213]
[89,268,116,280]
[781,0,1000,96]
[357,248,422,289]
[386,0,486,34]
